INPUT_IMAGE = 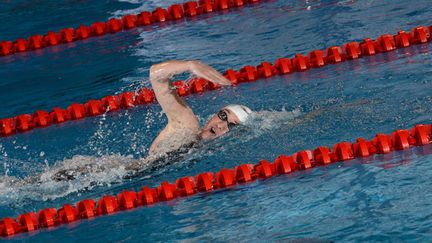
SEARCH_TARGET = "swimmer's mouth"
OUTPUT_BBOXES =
[210,127,216,134]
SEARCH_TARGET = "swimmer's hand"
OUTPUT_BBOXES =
[189,61,232,86]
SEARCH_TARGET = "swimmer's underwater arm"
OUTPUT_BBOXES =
[149,60,231,153]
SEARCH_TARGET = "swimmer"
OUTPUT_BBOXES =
[147,60,253,157]
[40,60,253,181]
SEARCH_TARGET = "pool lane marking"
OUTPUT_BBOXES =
[0,26,430,138]
[0,0,264,57]
[0,123,430,238]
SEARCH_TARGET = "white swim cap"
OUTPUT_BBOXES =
[223,104,253,123]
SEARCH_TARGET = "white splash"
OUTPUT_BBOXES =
[0,107,301,205]
[0,154,137,204]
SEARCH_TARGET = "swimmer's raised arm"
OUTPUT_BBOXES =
[149,60,231,154]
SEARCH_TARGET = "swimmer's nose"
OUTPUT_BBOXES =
[216,121,229,131]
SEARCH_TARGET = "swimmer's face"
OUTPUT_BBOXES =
[200,109,241,140]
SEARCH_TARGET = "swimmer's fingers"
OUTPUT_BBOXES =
[189,61,232,86]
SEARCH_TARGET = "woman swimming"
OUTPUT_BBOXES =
[147,60,253,156]
[123,60,253,174]
[38,60,253,181]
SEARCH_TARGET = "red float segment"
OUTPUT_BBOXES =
[240,65,258,81]
[50,107,70,123]
[232,0,245,7]
[91,22,107,36]
[372,134,392,154]
[57,204,79,224]
[122,15,137,29]
[107,18,122,33]
[168,4,185,20]
[257,62,278,78]
[67,103,86,120]
[343,42,361,60]
[137,12,153,26]
[292,54,308,71]
[274,58,293,74]
[75,25,91,40]
[173,80,190,96]
[0,218,20,237]
[117,190,138,209]
[307,50,325,68]
[184,1,199,17]
[254,160,275,178]
[360,38,376,56]
[189,78,209,93]
[214,0,230,10]
[14,114,33,132]
[0,41,13,56]
[18,213,38,232]
[85,100,104,116]
[77,199,96,219]
[60,28,74,43]
[410,26,429,44]
[325,46,343,63]
[152,8,171,22]
[208,80,222,90]
[313,146,332,165]
[391,130,411,150]
[157,181,177,201]
[38,208,57,228]
[273,155,298,174]
[214,169,236,188]
[176,177,197,196]
[293,150,313,169]
[353,138,371,157]
[13,38,29,52]
[224,69,241,84]
[32,110,51,127]
[235,164,255,183]
[136,88,156,104]
[96,195,118,215]
[411,124,431,145]
[101,96,121,111]
[120,92,137,108]
[196,172,214,192]
[28,35,44,50]
[44,31,60,46]
[332,142,354,161]
[199,0,215,13]
[395,30,411,48]
[137,186,158,205]
[375,34,396,52]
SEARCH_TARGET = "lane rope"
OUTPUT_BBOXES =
[0,25,431,137]
[0,0,263,57]
[0,123,430,238]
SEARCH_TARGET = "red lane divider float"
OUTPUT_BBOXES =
[1,123,431,238]
[0,0,264,57]
[1,26,431,137]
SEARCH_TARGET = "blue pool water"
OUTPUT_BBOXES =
[1,0,432,241]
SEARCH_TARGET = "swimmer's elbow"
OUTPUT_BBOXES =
[149,63,164,83]
[150,60,192,83]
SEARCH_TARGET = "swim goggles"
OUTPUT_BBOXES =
[217,110,237,130]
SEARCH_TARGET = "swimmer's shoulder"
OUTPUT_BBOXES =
[150,126,200,155]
